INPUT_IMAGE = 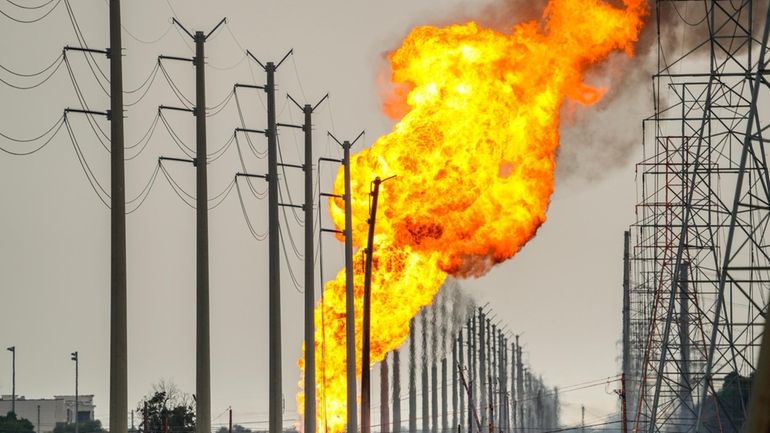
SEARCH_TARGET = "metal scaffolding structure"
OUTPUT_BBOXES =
[627,2,770,433]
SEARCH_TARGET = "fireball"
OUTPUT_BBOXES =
[299,1,647,432]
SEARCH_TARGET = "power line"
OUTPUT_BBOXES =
[63,0,110,92]
[64,115,110,207]
[0,51,63,77]
[158,61,194,108]
[0,53,64,90]
[63,53,110,151]
[235,177,267,241]
[0,115,65,155]
[4,0,58,10]
[0,0,61,23]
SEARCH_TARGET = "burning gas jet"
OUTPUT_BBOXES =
[298,1,647,432]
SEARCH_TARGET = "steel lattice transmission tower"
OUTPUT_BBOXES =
[626,2,770,433]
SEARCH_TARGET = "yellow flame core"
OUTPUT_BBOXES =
[298,1,646,432]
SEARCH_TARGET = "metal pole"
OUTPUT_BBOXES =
[467,319,474,433]
[441,357,447,433]
[515,338,523,433]
[37,405,40,433]
[452,340,457,433]
[303,103,316,433]
[194,31,212,433]
[361,177,382,433]
[6,346,15,415]
[432,361,438,433]
[109,2,128,433]
[458,331,464,433]
[422,312,430,433]
[509,340,513,433]
[265,61,283,433]
[342,140,357,433]
[381,356,390,433]
[229,407,232,433]
[622,231,630,380]
[478,311,486,431]
[409,319,417,433]
[393,350,401,433]
[678,262,693,422]
[490,326,496,433]
[487,323,492,433]
[71,352,79,433]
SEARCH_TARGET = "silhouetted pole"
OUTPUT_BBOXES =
[6,346,14,414]
[287,93,328,433]
[467,318,474,433]
[432,360,438,433]
[304,101,317,433]
[381,356,390,433]
[361,176,385,433]
[458,332,464,433]
[193,29,213,433]
[510,342,516,433]
[409,319,417,433]
[108,3,127,433]
[229,407,232,433]
[444,338,452,433]
[515,338,523,432]
[621,231,631,433]
[328,131,365,433]
[441,357,448,433]
[422,312,430,433]
[71,351,79,433]
[478,311,486,431]
[343,139,357,433]
[393,350,401,433]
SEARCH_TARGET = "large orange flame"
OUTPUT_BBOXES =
[298,1,647,432]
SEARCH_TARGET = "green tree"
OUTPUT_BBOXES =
[52,420,107,433]
[0,412,35,433]
[137,381,195,433]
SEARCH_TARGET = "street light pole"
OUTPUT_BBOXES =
[71,352,79,433]
[6,347,14,415]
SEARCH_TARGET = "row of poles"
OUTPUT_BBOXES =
[68,3,364,433]
[372,304,560,433]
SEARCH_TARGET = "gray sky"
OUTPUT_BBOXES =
[0,0,647,430]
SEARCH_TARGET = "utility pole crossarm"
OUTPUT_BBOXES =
[320,192,344,199]
[278,162,303,170]
[321,228,344,235]
[159,105,195,114]
[64,46,109,56]
[279,203,304,209]
[159,55,194,63]
[171,18,194,40]
[65,108,110,117]
[319,157,343,164]
[204,18,227,41]
[159,156,195,165]
[234,83,265,91]
[235,127,267,135]
[236,172,268,180]
[277,122,303,130]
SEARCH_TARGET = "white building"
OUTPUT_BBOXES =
[0,395,95,433]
